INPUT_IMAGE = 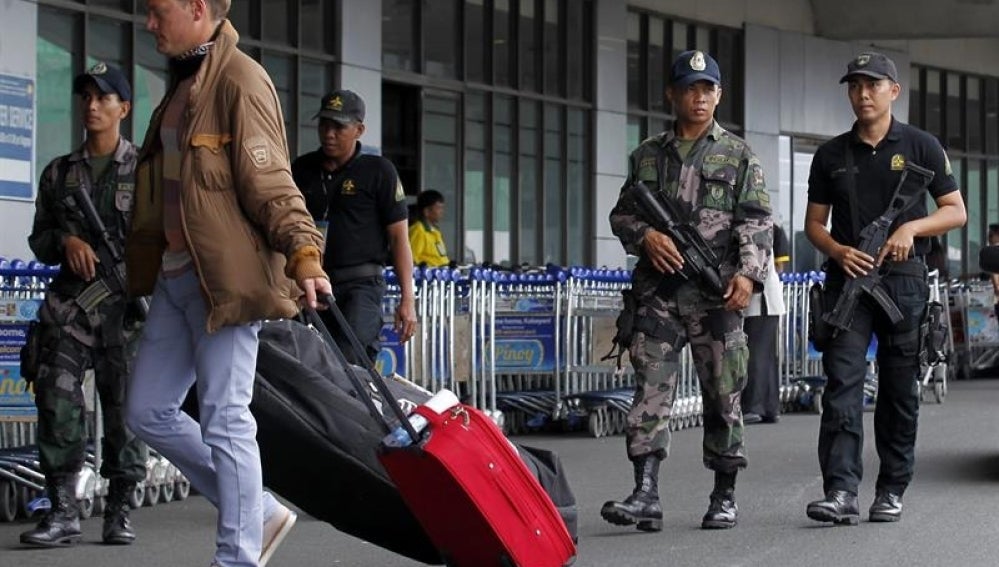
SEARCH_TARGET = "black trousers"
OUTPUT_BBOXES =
[742,314,780,418]
[819,267,928,496]
[322,275,387,365]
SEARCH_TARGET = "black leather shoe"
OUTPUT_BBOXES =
[742,412,762,425]
[869,491,903,522]
[761,414,780,424]
[806,490,859,525]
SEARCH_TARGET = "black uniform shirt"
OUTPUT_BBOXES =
[807,118,958,256]
[291,143,408,269]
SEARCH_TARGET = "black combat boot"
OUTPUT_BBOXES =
[600,453,663,532]
[806,490,860,525]
[103,478,137,545]
[20,475,82,547]
[701,471,738,529]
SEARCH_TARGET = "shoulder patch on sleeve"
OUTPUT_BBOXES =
[395,178,405,201]
[243,136,272,169]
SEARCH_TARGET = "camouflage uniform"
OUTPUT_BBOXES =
[27,140,146,485]
[609,121,773,472]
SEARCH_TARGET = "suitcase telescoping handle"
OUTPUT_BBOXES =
[303,294,422,443]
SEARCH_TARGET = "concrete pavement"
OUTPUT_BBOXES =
[3,378,999,566]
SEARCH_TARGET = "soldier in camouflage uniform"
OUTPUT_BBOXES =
[601,50,773,531]
[21,63,147,548]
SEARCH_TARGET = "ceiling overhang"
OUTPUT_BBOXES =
[810,0,999,39]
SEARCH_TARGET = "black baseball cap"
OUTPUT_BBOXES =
[669,50,721,88]
[314,89,365,124]
[73,62,132,103]
[839,52,898,83]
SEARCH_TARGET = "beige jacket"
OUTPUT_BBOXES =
[126,20,324,332]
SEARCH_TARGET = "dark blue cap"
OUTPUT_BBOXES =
[73,62,132,103]
[669,50,721,88]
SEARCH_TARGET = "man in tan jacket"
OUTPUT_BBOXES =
[124,2,331,566]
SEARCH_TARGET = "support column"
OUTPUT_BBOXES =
[592,0,629,268]
[337,1,384,153]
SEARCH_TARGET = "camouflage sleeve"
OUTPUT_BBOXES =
[732,152,773,285]
[609,152,653,257]
[27,161,70,266]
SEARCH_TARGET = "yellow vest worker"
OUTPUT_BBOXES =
[409,190,450,267]
[409,220,449,267]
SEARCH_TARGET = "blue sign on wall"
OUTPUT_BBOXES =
[0,74,35,200]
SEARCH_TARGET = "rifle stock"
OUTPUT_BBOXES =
[630,181,726,296]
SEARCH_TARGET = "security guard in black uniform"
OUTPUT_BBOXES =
[291,90,417,361]
[804,52,966,525]
[21,63,147,547]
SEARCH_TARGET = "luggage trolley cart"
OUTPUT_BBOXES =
[919,269,953,403]
[407,267,470,395]
[0,258,55,522]
[379,267,421,385]
[949,279,999,380]
[558,267,701,438]
[470,267,563,433]
[558,267,633,437]
[781,272,826,412]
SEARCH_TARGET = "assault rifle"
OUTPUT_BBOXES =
[68,185,149,316]
[822,162,935,335]
[630,180,726,296]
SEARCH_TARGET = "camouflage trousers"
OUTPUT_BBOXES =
[33,293,146,482]
[626,283,749,473]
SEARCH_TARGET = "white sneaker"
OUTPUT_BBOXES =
[260,503,297,567]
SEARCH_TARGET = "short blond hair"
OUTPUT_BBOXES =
[206,0,230,19]
[174,0,230,20]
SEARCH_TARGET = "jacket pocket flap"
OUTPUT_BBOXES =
[702,164,738,184]
[191,133,233,151]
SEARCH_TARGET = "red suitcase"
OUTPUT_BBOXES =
[313,295,576,567]
[379,402,577,567]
